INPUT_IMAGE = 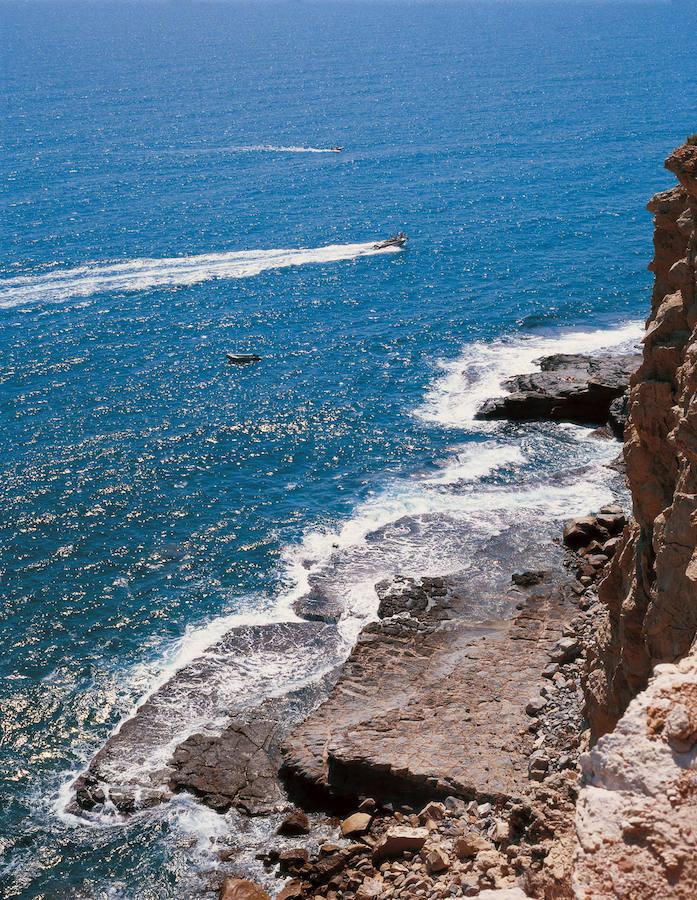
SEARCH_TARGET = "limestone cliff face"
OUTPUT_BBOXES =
[584,144,697,737]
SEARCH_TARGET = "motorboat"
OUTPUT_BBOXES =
[226,353,262,365]
[329,146,343,152]
[373,233,408,250]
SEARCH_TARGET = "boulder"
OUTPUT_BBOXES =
[525,695,547,716]
[277,809,310,836]
[425,846,451,874]
[527,751,549,782]
[219,878,270,900]
[356,877,384,899]
[278,848,309,874]
[595,512,626,534]
[547,636,580,663]
[454,832,494,859]
[340,812,372,837]
[372,826,429,862]
[562,516,609,550]
[418,800,447,823]
[276,881,304,900]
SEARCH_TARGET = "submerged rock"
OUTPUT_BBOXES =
[277,809,311,836]
[73,621,341,815]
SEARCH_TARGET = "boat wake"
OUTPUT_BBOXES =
[224,145,342,154]
[0,240,399,309]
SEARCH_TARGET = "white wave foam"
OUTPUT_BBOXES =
[417,320,644,429]
[423,441,525,485]
[281,428,622,644]
[0,240,400,308]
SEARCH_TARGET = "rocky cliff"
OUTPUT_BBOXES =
[584,143,697,737]
[573,144,697,898]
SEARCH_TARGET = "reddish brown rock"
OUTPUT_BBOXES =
[340,812,372,837]
[282,573,583,809]
[372,826,428,862]
[424,846,450,874]
[585,143,697,738]
[277,809,311,836]
[454,832,494,859]
[276,880,304,900]
[219,877,270,900]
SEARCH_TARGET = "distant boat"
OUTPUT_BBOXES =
[329,146,343,153]
[373,232,408,250]
[227,352,262,365]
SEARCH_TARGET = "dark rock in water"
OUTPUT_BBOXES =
[293,576,345,624]
[73,621,341,815]
[608,392,630,438]
[277,809,311,835]
[375,575,454,629]
[475,352,640,428]
[278,847,310,875]
[168,701,289,814]
[563,516,610,550]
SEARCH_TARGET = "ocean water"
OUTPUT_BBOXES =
[1,1,696,897]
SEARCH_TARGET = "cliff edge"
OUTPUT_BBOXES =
[574,143,697,898]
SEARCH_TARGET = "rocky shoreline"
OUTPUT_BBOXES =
[216,504,626,900]
[72,340,638,900]
[70,142,697,900]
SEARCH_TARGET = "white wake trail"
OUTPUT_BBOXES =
[0,241,399,308]
[225,145,342,154]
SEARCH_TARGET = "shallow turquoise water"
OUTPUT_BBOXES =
[1,1,696,896]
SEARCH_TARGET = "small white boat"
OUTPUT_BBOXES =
[227,353,262,365]
[329,146,343,153]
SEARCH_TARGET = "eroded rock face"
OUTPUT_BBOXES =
[585,144,697,738]
[574,652,697,899]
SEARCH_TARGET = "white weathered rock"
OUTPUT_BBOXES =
[355,876,383,899]
[574,652,697,899]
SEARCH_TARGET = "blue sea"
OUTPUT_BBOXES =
[1,1,696,897]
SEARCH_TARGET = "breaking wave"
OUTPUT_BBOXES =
[0,240,400,309]
[417,320,644,428]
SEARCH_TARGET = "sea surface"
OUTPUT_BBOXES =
[1,1,696,897]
